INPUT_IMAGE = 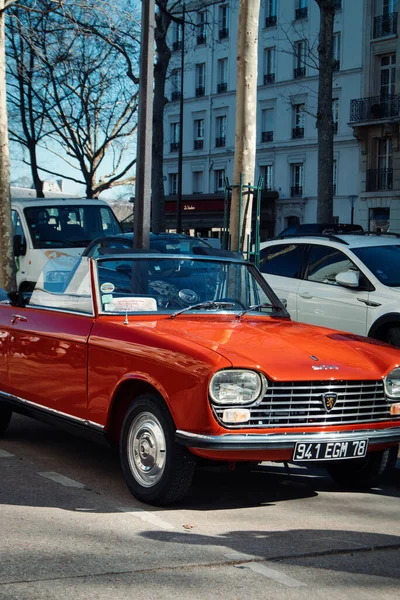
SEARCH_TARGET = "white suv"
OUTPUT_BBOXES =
[259,234,400,345]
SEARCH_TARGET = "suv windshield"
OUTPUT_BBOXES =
[25,204,121,249]
[352,244,400,286]
[95,255,286,316]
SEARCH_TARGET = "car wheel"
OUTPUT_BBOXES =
[326,445,398,489]
[119,394,196,505]
[384,326,400,347]
[0,405,12,436]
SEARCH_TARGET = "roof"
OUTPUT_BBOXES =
[262,234,400,250]
[11,197,110,208]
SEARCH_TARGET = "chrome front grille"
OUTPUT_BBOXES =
[212,380,397,428]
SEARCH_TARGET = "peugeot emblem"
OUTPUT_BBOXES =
[322,392,338,412]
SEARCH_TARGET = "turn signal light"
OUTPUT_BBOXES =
[222,409,250,423]
[390,403,400,416]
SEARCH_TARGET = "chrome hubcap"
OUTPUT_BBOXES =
[127,412,166,488]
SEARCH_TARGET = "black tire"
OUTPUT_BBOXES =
[0,405,12,436]
[119,394,196,505]
[327,445,398,489]
[384,326,400,347]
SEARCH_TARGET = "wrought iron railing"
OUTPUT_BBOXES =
[219,27,229,39]
[265,15,277,27]
[291,185,303,196]
[262,131,273,142]
[172,40,182,51]
[264,73,275,84]
[373,12,397,38]
[196,86,205,97]
[170,142,179,152]
[292,126,304,139]
[367,169,393,192]
[171,91,181,102]
[294,67,306,79]
[194,139,204,150]
[216,136,226,148]
[295,7,308,20]
[217,82,227,93]
[350,94,400,122]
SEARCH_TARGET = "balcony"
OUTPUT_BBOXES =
[172,40,183,51]
[373,12,397,38]
[194,139,204,150]
[216,136,226,148]
[219,27,229,40]
[217,82,227,93]
[291,185,303,196]
[350,94,400,123]
[292,126,304,139]
[264,73,275,84]
[295,7,308,20]
[265,15,277,28]
[171,90,181,102]
[197,33,207,45]
[196,86,205,97]
[294,67,306,79]
[366,168,393,192]
[262,131,273,142]
[170,142,179,152]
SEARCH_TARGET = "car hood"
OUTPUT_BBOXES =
[155,316,399,381]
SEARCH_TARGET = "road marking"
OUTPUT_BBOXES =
[235,562,307,588]
[0,449,15,458]
[118,506,175,530]
[39,472,86,488]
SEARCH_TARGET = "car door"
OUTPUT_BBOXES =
[296,244,370,335]
[0,300,13,395]
[259,243,308,320]
[7,258,94,420]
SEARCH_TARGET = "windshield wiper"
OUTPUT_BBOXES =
[170,301,235,319]
[236,302,286,318]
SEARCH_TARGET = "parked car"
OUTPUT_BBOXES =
[12,198,122,292]
[273,223,364,239]
[260,233,400,345]
[1,250,400,505]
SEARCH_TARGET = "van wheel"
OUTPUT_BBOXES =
[384,326,400,347]
[120,394,196,505]
[326,446,398,489]
[0,406,12,436]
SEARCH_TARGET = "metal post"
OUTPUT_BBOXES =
[176,4,185,233]
[348,195,357,225]
[134,0,155,249]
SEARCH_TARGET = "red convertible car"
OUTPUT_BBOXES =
[0,249,400,505]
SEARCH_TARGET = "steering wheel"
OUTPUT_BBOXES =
[149,280,187,309]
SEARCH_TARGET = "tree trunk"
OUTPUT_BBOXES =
[0,2,16,292]
[316,0,335,224]
[151,2,171,234]
[29,144,44,198]
[229,0,260,252]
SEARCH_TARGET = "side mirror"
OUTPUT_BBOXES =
[13,234,26,257]
[280,297,288,309]
[336,271,359,288]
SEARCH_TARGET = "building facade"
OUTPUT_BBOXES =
[163,0,366,239]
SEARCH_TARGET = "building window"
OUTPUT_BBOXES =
[333,159,337,195]
[374,0,398,38]
[171,69,181,101]
[380,53,396,99]
[219,4,229,39]
[216,115,227,147]
[217,58,228,93]
[264,47,276,84]
[262,165,274,191]
[193,171,204,194]
[169,173,178,195]
[367,137,393,191]
[296,0,308,20]
[332,98,339,134]
[195,63,206,96]
[265,0,277,27]
[294,40,306,78]
[215,169,226,192]
[194,118,204,150]
[197,11,207,45]
[261,108,274,142]
[291,163,303,196]
[333,33,341,70]
[172,21,182,51]
[170,122,180,152]
[292,103,305,138]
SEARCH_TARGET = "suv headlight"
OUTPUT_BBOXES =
[209,369,266,405]
[384,368,400,399]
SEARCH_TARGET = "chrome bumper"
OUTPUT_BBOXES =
[175,427,400,451]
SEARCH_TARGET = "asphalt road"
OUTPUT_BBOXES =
[0,414,399,600]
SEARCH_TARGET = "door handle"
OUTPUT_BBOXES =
[11,314,28,325]
[299,292,313,299]
[357,298,381,307]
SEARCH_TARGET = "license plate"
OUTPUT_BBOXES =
[293,439,368,461]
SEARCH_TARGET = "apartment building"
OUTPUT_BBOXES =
[163,0,364,238]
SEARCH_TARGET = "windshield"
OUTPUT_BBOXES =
[95,255,286,316]
[24,204,121,249]
[352,244,400,286]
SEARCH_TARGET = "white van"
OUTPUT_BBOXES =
[12,198,122,292]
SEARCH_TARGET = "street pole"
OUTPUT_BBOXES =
[176,4,185,234]
[134,0,155,249]
[348,195,357,225]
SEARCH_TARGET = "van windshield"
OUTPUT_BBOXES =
[24,204,121,249]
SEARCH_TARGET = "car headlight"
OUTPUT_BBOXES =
[384,368,400,399]
[209,369,266,405]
